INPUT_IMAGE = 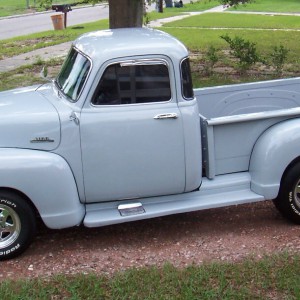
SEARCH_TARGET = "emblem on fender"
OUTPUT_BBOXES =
[30,137,55,143]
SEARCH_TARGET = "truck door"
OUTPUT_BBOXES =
[80,59,186,202]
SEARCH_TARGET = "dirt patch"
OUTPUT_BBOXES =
[2,201,300,281]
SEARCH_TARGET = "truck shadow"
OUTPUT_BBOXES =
[32,200,288,255]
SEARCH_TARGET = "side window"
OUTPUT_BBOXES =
[181,58,194,100]
[92,61,171,105]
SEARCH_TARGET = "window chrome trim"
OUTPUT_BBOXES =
[120,59,169,67]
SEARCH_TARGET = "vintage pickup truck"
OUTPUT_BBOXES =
[1,27,300,260]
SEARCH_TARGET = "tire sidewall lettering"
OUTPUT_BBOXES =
[289,191,293,203]
[0,199,21,257]
[0,192,36,260]
[0,243,20,256]
[289,190,300,216]
[0,198,17,208]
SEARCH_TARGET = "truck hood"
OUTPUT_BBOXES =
[0,85,60,150]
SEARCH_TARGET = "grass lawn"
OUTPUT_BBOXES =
[0,19,109,59]
[163,27,300,64]
[1,253,300,299]
[229,0,300,13]
[165,12,300,29]
[0,9,299,90]
[164,0,220,12]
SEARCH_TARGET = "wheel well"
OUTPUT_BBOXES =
[0,187,40,218]
[280,156,300,185]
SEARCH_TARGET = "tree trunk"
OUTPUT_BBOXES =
[158,0,163,13]
[109,0,144,29]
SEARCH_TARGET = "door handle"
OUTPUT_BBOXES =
[153,113,178,120]
[69,111,80,125]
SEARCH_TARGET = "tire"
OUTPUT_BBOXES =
[0,191,36,260]
[273,162,300,224]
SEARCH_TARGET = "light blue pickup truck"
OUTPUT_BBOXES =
[1,28,300,260]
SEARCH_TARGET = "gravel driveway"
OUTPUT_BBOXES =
[2,201,300,280]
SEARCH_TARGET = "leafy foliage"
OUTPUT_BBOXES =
[221,34,260,74]
[36,0,101,9]
[220,0,252,6]
[204,45,219,75]
[270,45,289,75]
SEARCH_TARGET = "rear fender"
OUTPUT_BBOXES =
[250,118,300,199]
[0,149,85,229]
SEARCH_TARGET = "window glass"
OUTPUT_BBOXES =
[181,58,194,100]
[92,62,171,105]
[56,48,90,101]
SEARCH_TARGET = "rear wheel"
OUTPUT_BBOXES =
[0,191,36,260]
[273,162,300,224]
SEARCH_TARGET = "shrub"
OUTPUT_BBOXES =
[270,44,289,76]
[204,45,219,75]
[220,34,260,74]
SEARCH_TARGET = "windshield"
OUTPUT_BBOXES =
[56,48,91,101]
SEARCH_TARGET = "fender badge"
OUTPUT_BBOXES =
[30,137,55,143]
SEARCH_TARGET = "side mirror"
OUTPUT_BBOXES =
[40,66,51,82]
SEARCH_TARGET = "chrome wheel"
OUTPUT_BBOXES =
[0,204,21,249]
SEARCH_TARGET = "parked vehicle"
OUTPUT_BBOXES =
[1,28,300,260]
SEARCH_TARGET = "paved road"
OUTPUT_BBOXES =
[0,5,109,40]
[0,1,197,40]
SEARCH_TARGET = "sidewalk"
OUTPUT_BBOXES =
[0,42,72,73]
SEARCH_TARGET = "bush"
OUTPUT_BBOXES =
[270,44,289,76]
[37,0,52,10]
[204,45,219,75]
[220,34,260,74]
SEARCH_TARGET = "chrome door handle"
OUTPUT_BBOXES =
[153,113,178,120]
[69,111,80,125]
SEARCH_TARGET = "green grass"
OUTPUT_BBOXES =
[1,253,300,299]
[0,19,109,59]
[163,27,300,64]
[146,0,223,24]
[0,57,63,91]
[229,0,300,13]
[0,0,89,17]
[164,12,300,29]
[164,0,220,12]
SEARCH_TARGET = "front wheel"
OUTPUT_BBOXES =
[0,191,36,260]
[273,162,300,224]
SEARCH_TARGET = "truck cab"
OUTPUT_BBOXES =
[43,28,202,203]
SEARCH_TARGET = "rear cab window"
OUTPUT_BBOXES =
[181,58,194,100]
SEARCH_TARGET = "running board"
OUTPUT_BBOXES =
[84,173,265,227]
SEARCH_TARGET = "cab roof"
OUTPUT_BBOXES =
[73,28,189,64]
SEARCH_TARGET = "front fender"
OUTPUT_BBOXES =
[0,149,85,229]
[250,118,300,199]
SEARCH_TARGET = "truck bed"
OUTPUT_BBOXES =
[194,77,300,178]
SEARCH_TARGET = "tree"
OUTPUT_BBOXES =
[108,0,144,28]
